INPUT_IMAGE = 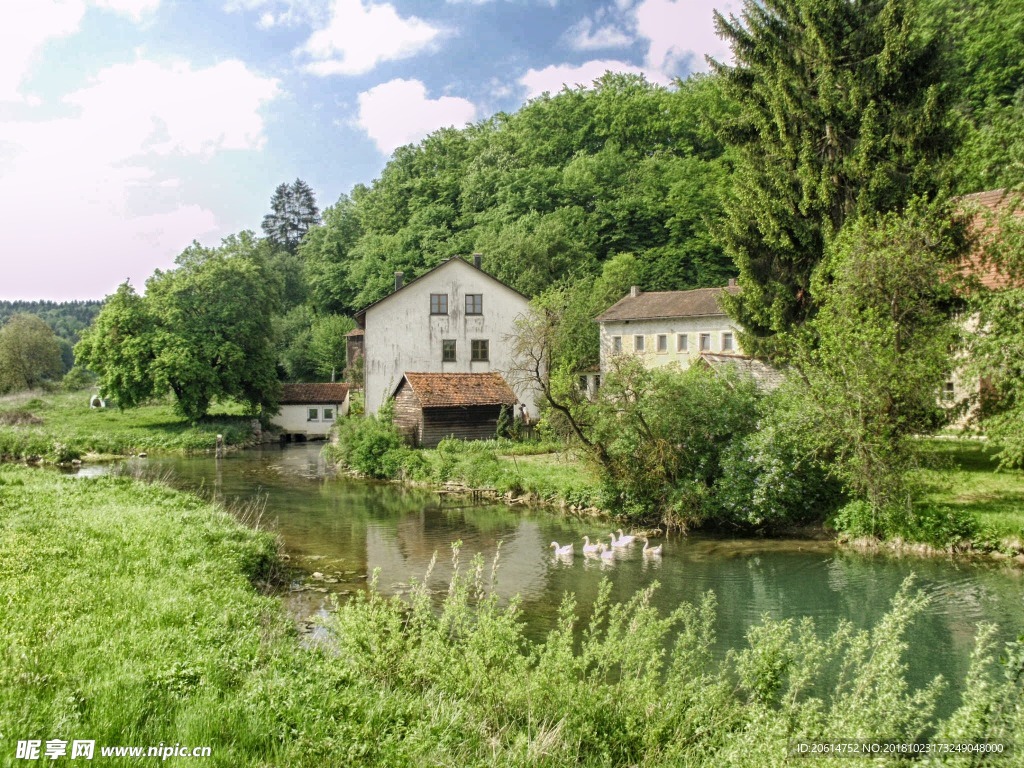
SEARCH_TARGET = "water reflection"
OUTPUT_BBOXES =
[82,442,1024,717]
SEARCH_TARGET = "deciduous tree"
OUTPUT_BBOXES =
[0,313,64,393]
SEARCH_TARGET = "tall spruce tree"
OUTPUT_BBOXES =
[261,178,321,253]
[710,0,957,358]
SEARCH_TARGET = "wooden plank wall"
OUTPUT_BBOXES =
[422,405,502,448]
[393,383,423,446]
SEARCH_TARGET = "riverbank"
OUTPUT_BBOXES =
[0,389,257,462]
[2,465,1020,766]
[329,430,1024,559]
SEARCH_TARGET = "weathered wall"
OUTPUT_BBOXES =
[364,259,538,417]
[271,401,347,436]
[420,405,505,448]
[598,315,743,373]
[392,384,423,446]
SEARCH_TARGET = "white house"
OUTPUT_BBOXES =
[271,383,350,438]
[595,283,743,373]
[356,255,538,420]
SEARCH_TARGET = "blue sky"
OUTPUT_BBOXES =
[0,0,738,301]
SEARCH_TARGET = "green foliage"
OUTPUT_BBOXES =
[331,405,404,478]
[590,360,762,526]
[309,314,355,381]
[714,383,843,527]
[796,205,963,532]
[0,300,102,349]
[0,313,65,393]
[77,234,282,422]
[712,0,957,357]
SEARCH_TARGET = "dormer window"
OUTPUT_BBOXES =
[465,294,483,315]
[430,293,448,315]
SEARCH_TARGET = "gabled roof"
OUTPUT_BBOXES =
[393,372,518,408]
[355,256,529,324]
[595,285,740,323]
[280,383,350,405]
[696,353,785,391]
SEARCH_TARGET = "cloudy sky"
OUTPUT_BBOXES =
[1,0,738,301]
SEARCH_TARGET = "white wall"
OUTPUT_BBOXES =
[598,316,742,373]
[363,259,538,416]
[271,401,347,436]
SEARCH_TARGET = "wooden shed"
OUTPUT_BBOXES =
[391,372,518,448]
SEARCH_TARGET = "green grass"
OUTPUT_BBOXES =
[0,389,255,461]
[913,438,1024,550]
[1,466,1020,766]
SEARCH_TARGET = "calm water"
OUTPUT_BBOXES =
[93,443,1024,715]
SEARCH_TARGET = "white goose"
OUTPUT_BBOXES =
[610,530,633,548]
[582,535,601,554]
[550,541,574,556]
[642,538,663,557]
[597,542,616,562]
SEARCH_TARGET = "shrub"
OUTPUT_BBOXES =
[332,408,404,479]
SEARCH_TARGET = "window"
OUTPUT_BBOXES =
[634,335,645,352]
[677,333,688,352]
[471,339,489,361]
[579,375,588,390]
[656,334,667,352]
[612,336,622,353]
[699,333,711,352]
[307,408,319,422]
[465,294,483,315]
[322,407,335,421]
[442,339,457,362]
[430,293,448,315]
[943,381,956,401]
[722,332,734,352]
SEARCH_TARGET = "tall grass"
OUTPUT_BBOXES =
[2,466,1020,766]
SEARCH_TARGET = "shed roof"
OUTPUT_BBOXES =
[280,383,350,405]
[395,372,518,408]
[595,285,740,323]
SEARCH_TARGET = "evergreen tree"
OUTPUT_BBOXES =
[261,178,321,253]
[710,0,957,358]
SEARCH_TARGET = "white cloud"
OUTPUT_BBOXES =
[299,0,442,77]
[564,16,634,51]
[0,57,280,299]
[519,60,648,100]
[357,78,477,154]
[634,0,737,74]
[0,0,161,103]
[223,0,321,28]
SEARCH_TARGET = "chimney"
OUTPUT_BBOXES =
[727,278,737,287]
[472,252,482,269]
[630,285,640,298]
[394,271,404,291]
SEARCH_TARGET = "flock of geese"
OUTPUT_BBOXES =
[549,529,662,561]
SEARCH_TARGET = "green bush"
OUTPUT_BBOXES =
[332,407,404,478]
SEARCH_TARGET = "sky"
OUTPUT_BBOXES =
[0,0,739,302]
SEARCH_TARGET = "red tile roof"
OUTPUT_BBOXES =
[595,285,740,323]
[280,383,350,405]
[397,372,518,408]
[958,189,1023,291]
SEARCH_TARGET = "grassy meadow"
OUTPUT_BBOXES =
[0,389,255,462]
[3,465,1020,766]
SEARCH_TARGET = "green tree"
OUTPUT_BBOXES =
[77,242,282,421]
[261,178,321,254]
[301,193,364,314]
[796,204,963,528]
[74,283,160,408]
[0,313,65,393]
[309,314,355,382]
[711,0,957,358]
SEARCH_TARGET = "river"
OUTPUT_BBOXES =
[82,442,1024,717]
